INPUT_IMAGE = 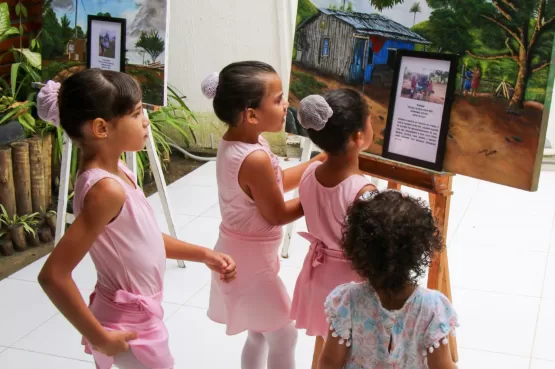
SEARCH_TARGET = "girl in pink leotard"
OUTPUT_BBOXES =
[36,69,237,369]
[201,61,326,369]
[288,89,376,360]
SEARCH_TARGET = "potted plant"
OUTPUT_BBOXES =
[0,229,14,256]
[0,205,39,251]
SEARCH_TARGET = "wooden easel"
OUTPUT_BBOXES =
[310,152,457,368]
[30,83,187,269]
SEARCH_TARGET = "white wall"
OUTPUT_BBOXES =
[166,0,297,112]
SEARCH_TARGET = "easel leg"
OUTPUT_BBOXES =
[281,137,313,258]
[311,336,324,369]
[144,119,185,268]
[125,152,137,176]
[54,133,72,245]
[427,177,458,362]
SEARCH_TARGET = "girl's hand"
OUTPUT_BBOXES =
[204,250,237,283]
[92,330,138,357]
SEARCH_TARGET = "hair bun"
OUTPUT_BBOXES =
[37,80,61,127]
[201,72,219,99]
[297,95,333,131]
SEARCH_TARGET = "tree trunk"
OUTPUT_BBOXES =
[28,138,46,213]
[509,55,530,109]
[42,134,53,209]
[0,147,17,218]
[11,142,33,216]
[11,225,27,251]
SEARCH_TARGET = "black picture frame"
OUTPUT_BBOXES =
[86,15,126,72]
[382,50,459,172]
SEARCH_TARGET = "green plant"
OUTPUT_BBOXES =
[0,2,42,134]
[0,3,19,43]
[0,204,39,250]
[137,86,198,185]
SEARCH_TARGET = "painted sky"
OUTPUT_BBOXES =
[311,0,432,28]
[52,0,167,65]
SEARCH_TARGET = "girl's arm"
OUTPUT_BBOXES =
[282,152,327,192]
[239,150,303,226]
[427,341,458,369]
[38,179,136,357]
[163,234,236,282]
[318,331,349,369]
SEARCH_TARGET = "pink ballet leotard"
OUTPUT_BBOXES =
[73,162,173,369]
[290,161,370,337]
[208,136,292,335]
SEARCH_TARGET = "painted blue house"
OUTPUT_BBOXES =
[295,8,431,86]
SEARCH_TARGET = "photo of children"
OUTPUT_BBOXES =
[98,29,116,59]
[400,66,448,105]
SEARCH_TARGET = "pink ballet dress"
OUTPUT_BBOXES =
[208,136,292,335]
[73,162,173,369]
[290,161,370,337]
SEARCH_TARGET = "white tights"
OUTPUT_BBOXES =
[241,322,298,369]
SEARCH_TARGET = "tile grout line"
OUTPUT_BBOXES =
[446,181,481,248]
[528,209,555,369]
[8,311,59,349]
[2,346,94,363]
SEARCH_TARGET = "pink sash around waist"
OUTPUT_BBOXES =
[82,284,173,369]
[298,232,349,278]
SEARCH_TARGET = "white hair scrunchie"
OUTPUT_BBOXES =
[37,80,61,127]
[201,72,220,99]
[297,94,333,131]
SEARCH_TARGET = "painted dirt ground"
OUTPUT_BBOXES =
[289,64,544,190]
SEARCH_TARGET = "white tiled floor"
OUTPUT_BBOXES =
[1,160,555,369]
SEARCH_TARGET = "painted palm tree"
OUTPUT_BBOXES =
[135,30,165,63]
[410,1,421,26]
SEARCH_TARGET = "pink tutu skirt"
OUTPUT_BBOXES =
[208,227,292,335]
[290,232,362,337]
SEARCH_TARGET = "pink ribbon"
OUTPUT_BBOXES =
[299,232,326,277]
[113,290,164,320]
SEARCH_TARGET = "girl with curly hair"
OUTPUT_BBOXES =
[319,191,459,369]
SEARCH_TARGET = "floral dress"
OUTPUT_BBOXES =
[325,282,459,369]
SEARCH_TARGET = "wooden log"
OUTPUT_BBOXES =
[11,142,33,216]
[41,134,53,208]
[28,138,46,213]
[0,147,17,218]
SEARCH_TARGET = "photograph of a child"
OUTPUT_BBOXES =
[400,67,449,105]
[98,29,116,59]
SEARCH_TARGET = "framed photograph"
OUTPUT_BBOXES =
[382,50,459,171]
[87,15,126,72]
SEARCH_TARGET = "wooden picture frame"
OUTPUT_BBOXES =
[382,50,458,171]
[86,15,126,72]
